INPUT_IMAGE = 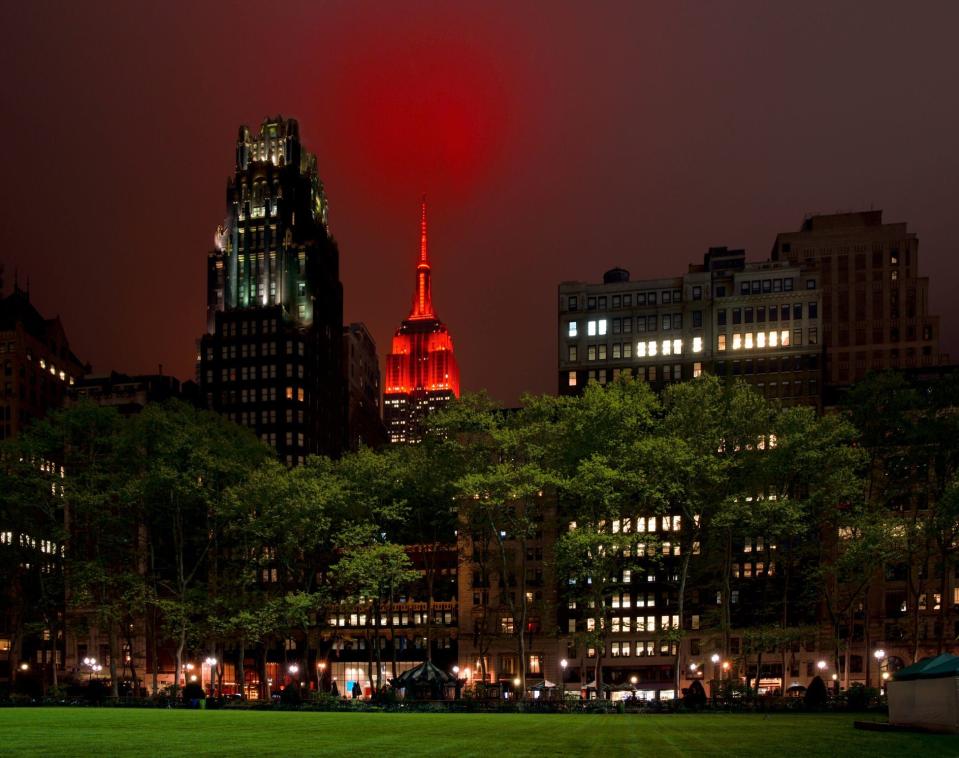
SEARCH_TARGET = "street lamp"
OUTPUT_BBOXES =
[817,660,827,672]
[82,657,98,682]
[710,653,720,664]
[453,665,460,676]
[19,662,29,671]
[317,661,327,693]
[205,657,218,697]
[288,663,300,676]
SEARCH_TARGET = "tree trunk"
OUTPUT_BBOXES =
[673,549,692,693]
[259,645,271,701]
[722,530,732,656]
[366,618,374,697]
[373,600,383,692]
[236,640,245,700]
[174,626,186,698]
[425,542,437,664]
[108,623,120,698]
[388,595,398,681]
[938,551,950,655]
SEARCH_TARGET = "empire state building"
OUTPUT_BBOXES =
[383,198,461,443]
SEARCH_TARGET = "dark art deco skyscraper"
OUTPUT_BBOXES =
[384,199,460,443]
[198,117,344,464]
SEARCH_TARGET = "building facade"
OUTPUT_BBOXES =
[772,210,946,387]
[559,247,823,409]
[343,322,385,450]
[70,371,191,415]
[198,117,345,464]
[384,199,460,443]
[0,285,85,441]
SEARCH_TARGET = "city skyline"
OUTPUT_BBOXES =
[2,1,959,404]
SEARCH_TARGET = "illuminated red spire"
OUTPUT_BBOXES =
[410,194,434,319]
[384,196,461,416]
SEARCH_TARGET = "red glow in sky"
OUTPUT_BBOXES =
[329,33,514,198]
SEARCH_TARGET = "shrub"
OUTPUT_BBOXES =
[804,676,828,708]
[684,680,708,709]
[279,684,302,706]
[181,682,205,704]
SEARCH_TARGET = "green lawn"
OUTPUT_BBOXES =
[0,709,955,757]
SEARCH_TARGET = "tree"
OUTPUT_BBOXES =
[333,543,418,688]
[132,401,270,697]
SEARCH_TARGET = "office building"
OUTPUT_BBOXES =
[558,247,823,409]
[772,211,946,386]
[198,117,345,464]
[384,199,461,443]
[343,323,385,450]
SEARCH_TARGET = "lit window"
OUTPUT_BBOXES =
[568,371,577,387]
[598,319,608,336]
[756,332,766,348]
[732,334,742,350]
[745,333,754,349]
[769,331,778,347]
[637,341,646,357]
[568,321,578,337]
[648,340,658,357]
[588,321,597,336]
[672,339,682,355]
[662,340,671,356]
[693,362,702,378]
[692,336,702,353]
[780,330,790,346]
[718,335,726,351]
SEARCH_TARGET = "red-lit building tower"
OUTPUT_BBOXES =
[384,199,460,443]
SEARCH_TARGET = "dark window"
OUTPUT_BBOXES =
[757,306,765,322]
[750,281,761,294]
[568,296,578,311]
[717,309,727,326]
[716,286,726,298]
[781,305,790,320]
[693,311,703,328]
[793,304,803,320]
[745,307,754,324]
[808,302,818,319]
[784,278,794,291]
[732,308,742,325]
[692,286,702,300]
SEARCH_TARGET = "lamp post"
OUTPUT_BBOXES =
[317,661,327,693]
[874,649,886,691]
[205,657,218,698]
[560,658,568,692]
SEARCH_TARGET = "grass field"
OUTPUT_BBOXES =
[0,709,956,757]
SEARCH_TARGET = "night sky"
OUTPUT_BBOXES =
[2,1,957,404]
